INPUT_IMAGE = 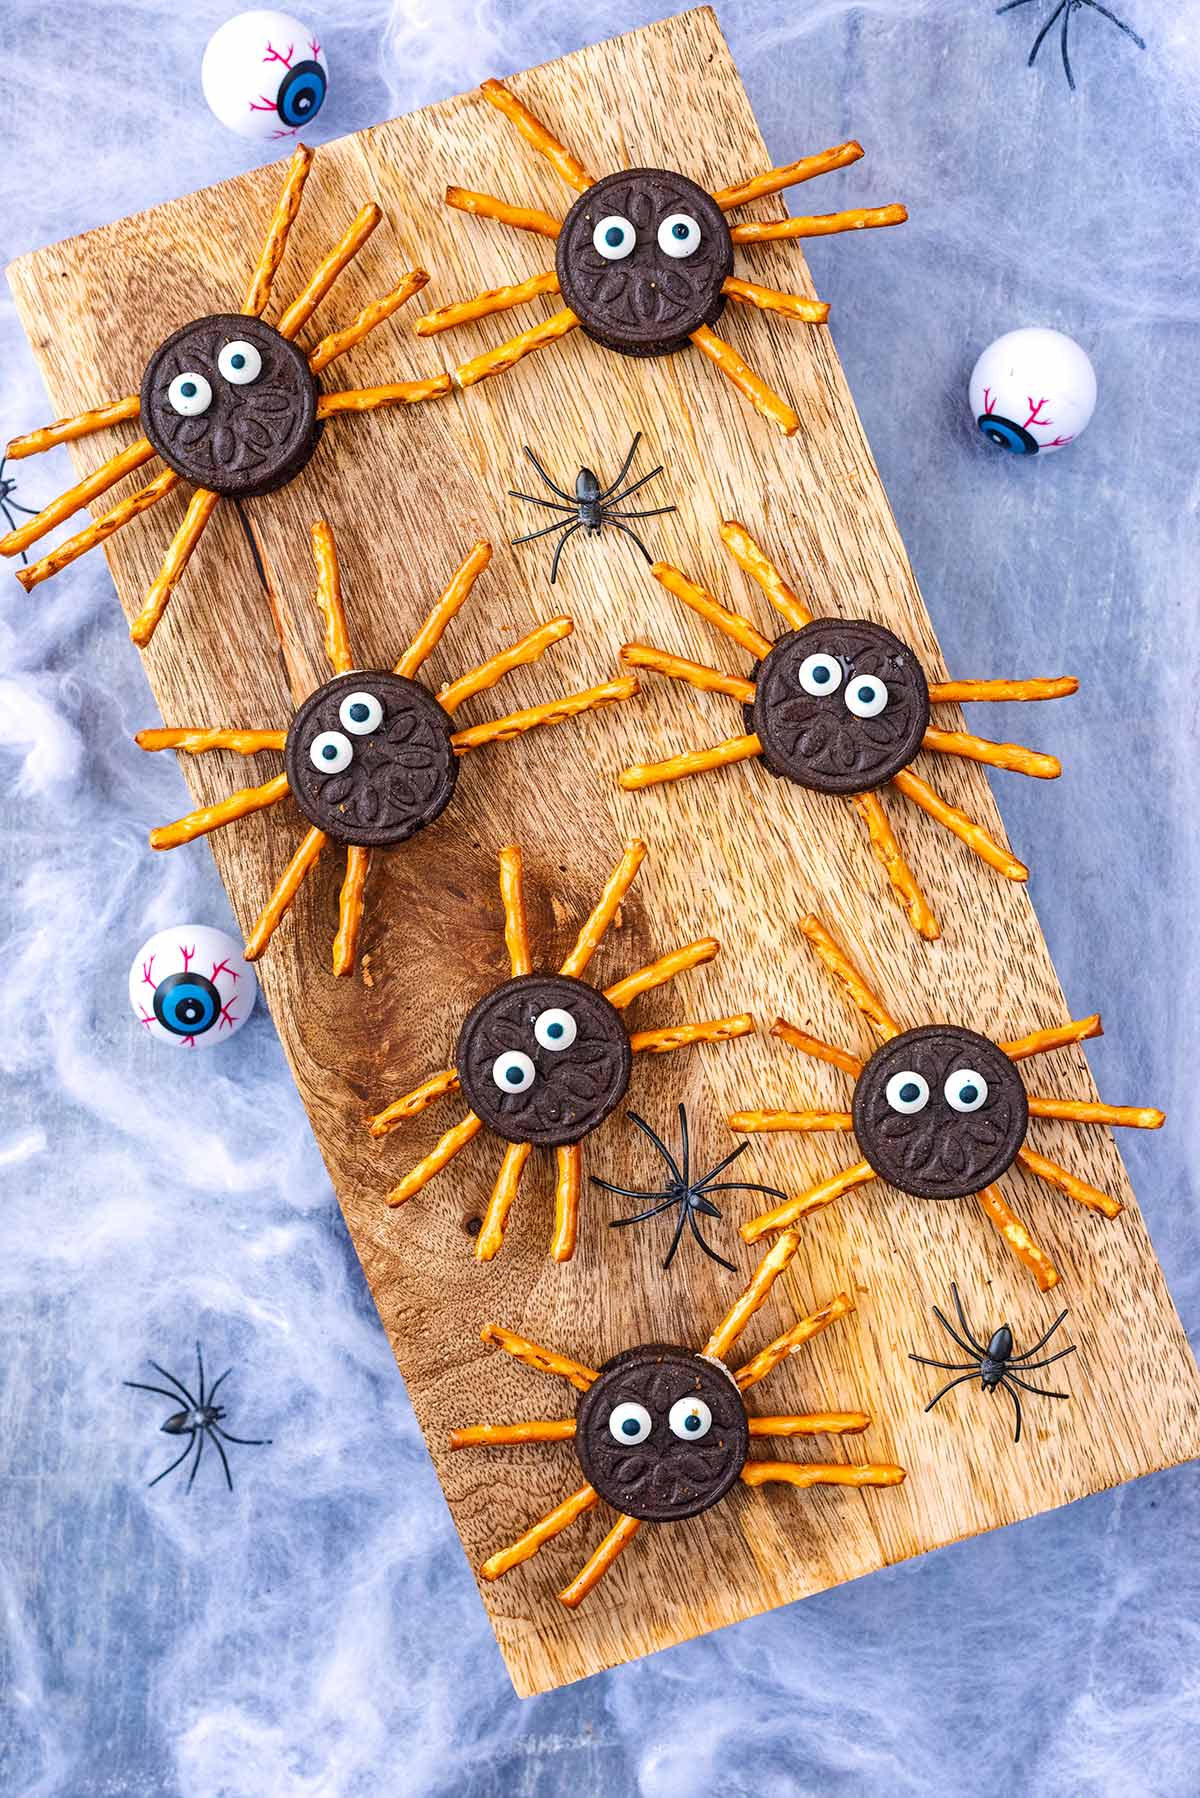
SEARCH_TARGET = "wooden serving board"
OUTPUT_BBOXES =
[10,7,1200,1696]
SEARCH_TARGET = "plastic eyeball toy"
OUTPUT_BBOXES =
[969,327,1096,456]
[129,925,255,1049]
[202,11,329,142]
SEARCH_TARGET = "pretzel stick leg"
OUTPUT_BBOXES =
[558,1514,642,1609]
[740,1461,906,1490]
[976,1183,1060,1290]
[275,203,382,340]
[703,1227,801,1362]
[479,78,594,192]
[367,1069,461,1137]
[652,559,773,657]
[395,539,492,679]
[476,1141,534,1261]
[131,488,220,646]
[618,733,764,792]
[7,393,141,460]
[452,308,580,391]
[149,772,291,851]
[445,186,562,238]
[1016,1147,1123,1219]
[740,1161,877,1245]
[630,1013,755,1055]
[928,677,1079,704]
[849,791,940,941]
[689,324,800,435]
[241,144,314,317]
[480,1485,598,1582]
[728,1108,854,1132]
[721,276,830,325]
[244,825,327,962]
[551,1144,582,1263]
[770,1018,863,1078]
[619,641,756,703]
[308,519,351,674]
[136,728,287,756]
[0,436,156,557]
[731,205,908,243]
[713,141,866,209]
[332,846,371,977]
[498,843,532,977]
[559,838,646,978]
[315,376,454,418]
[604,938,719,1010]
[1026,1098,1164,1130]
[449,1420,576,1448]
[922,726,1061,780]
[386,1113,483,1206]
[416,270,560,337]
[718,519,813,630]
[749,1413,871,1437]
[438,615,573,714]
[892,767,1028,881]
[734,1292,857,1390]
[1000,1015,1102,1061]
[799,914,901,1041]
[15,469,179,593]
[479,1323,598,1392]
[451,676,639,755]
[306,270,430,373]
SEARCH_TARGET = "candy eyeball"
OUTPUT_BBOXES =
[202,11,329,142]
[608,1402,653,1445]
[491,1050,536,1094]
[167,372,212,417]
[657,213,702,258]
[969,327,1096,456]
[885,1070,929,1114]
[129,924,255,1049]
[593,215,636,260]
[668,1396,712,1440]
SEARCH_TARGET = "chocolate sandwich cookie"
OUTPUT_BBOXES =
[285,671,458,847]
[556,168,734,358]
[141,313,319,499]
[749,619,930,795]
[574,1344,749,1521]
[852,1024,1029,1200]
[456,972,632,1147]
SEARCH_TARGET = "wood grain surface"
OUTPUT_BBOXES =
[9,8,1200,1697]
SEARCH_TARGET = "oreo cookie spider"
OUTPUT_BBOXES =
[136,525,636,975]
[412,76,906,435]
[619,520,1078,940]
[1,145,450,645]
[367,838,754,1263]
[449,1232,904,1609]
[729,913,1164,1290]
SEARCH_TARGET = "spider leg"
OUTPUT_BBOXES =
[921,1370,981,1411]
[662,1196,692,1268]
[507,490,576,513]
[685,1203,737,1272]
[212,1427,271,1446]
[124,1381,193,1405]
[602,466,670,511]
[626,1109,684,1186]
[909,1354,977,1373]
[693,1141,751,1185]
[596,433,642,501]
[692,1194,724,1219]
[511,517,575,547]
[4,497,42,520]
[1004,1372,1072,1399]
[149,1360,199,1409]
[609,1196,682,1227]
[195,1343,207,1408]
[1007,1345,1077,1374]
[1027,0,1068,66]
[605,505,678,523]
[209,1429,235,1492]
[698,1181,788,1201]
[186,1429,207,1493]
[931,1305,984,1361]
[549,520,585,583]
[679,1103,690,1189]
[522,445,574,501]
[598,1182,676,1212]
[950,1283,991,1359]
[1060,0,1076,88]
[1084,1,1146,48]
[148,1431,198,1489]
[997,1379,1025,1443]
[206,1368,233,1406]
[604,520,656,562]
[1008,1307,1070,1361]
[996,0,1037,11]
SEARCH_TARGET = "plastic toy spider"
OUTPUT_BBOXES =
[910,1283,1076,1442]
[136,524,636,974]
[998,0,1145,92]
[594,1103,786,1271]
[729,913,1164,1290]
[0,455,39,563]
[367,837,754,1262]
[0,145,450,645]
[451,1230,904,1608]
[509,432,676,583]
[619,520,1077,940]
[125,1342,270,1492]
[413,76,906,436]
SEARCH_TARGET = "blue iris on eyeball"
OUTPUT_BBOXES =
[153,971,222,1038]
[277,60,326,128]
[977,413,1040,456]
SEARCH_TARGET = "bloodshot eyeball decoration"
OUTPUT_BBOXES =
[201,12,329,140]
[970,328,1096,455]
[129,925,254,1048]
[367,838,754,1264]
[0,146,450,644]
[728,914,1164,1290]
[449,1236,904,1609]
[136,525,637,975]
[413,77,907,435]
[620,521,1077,940]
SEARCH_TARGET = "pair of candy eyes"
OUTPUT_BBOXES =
[166,340,265,416]
[797,653,890,719]
[592,212,702,262]
[608,1397,713,1445]
[308,692,385,774]
[885,1068,990,1115]
[491,1010,579,1091]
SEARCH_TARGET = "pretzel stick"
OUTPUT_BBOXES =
[558,1514,642,1609]
[306,270,431,373]
[315,376,454,417]
[749,1413,871,1436]
[452,307,580,390]
[731,205,908,242]
[498,844,532,977]
[719,519,813,630]
[1016,1147,1124,1218]
[1000,1015,1102,1061]
[976,1183,1060,1290]
[922,726,1061,780]
[630,1013,754,1055]
[307,520,351,675]
[480,78,594,192]
[740,1161,877,1244]
[799,913,900,1041]
[852,791,940,941]
[367,1069,461,1137]
[7,393,140,460]
[386,1113,483,1205]
[241,144,314,316]
[618,733,764,792]
[713,141,865,209]
[416,271,560,337]
[652,560,773,658]
[130,488,219,646]
[891,767,1027,881]
[689,325,800,436]
[734,1292,857,1390]
[770,1018,863,1078]
[703,1226,801,1361]
[445,186,562,237]
[136,728,286,756]
[604,938,719,1009]
[243,825,327,962]
[449,1420,576,1448]
[1026,1097,1164,1130]
[551,1144,582,1263]
[332,846,370,976]
[149,772,291,850]
[740,1461,906,1490]
[438,615,573,714]
[276,203,382,339]
[479,1323,598,1392]
[15,469,179,593]
[557,837,645,978]
[476,1141,534,1261]
[0,436,156,556]
[480,1485,598,1581]
[722,277,830,325]
[728,1109,854,1132]
[396,539,492,678]
[451,676,639,755]
[928,677,1079,704]
[619,641,756,704]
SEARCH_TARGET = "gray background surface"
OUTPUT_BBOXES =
[1,2,1196,1793]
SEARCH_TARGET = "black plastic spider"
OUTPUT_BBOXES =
[0,455,39,564]
[125,1342,271,1492]
[509,433,676,583]
[591,1104,786,1271]
[909,1284,1076,1443]
[998,0,1145,91]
